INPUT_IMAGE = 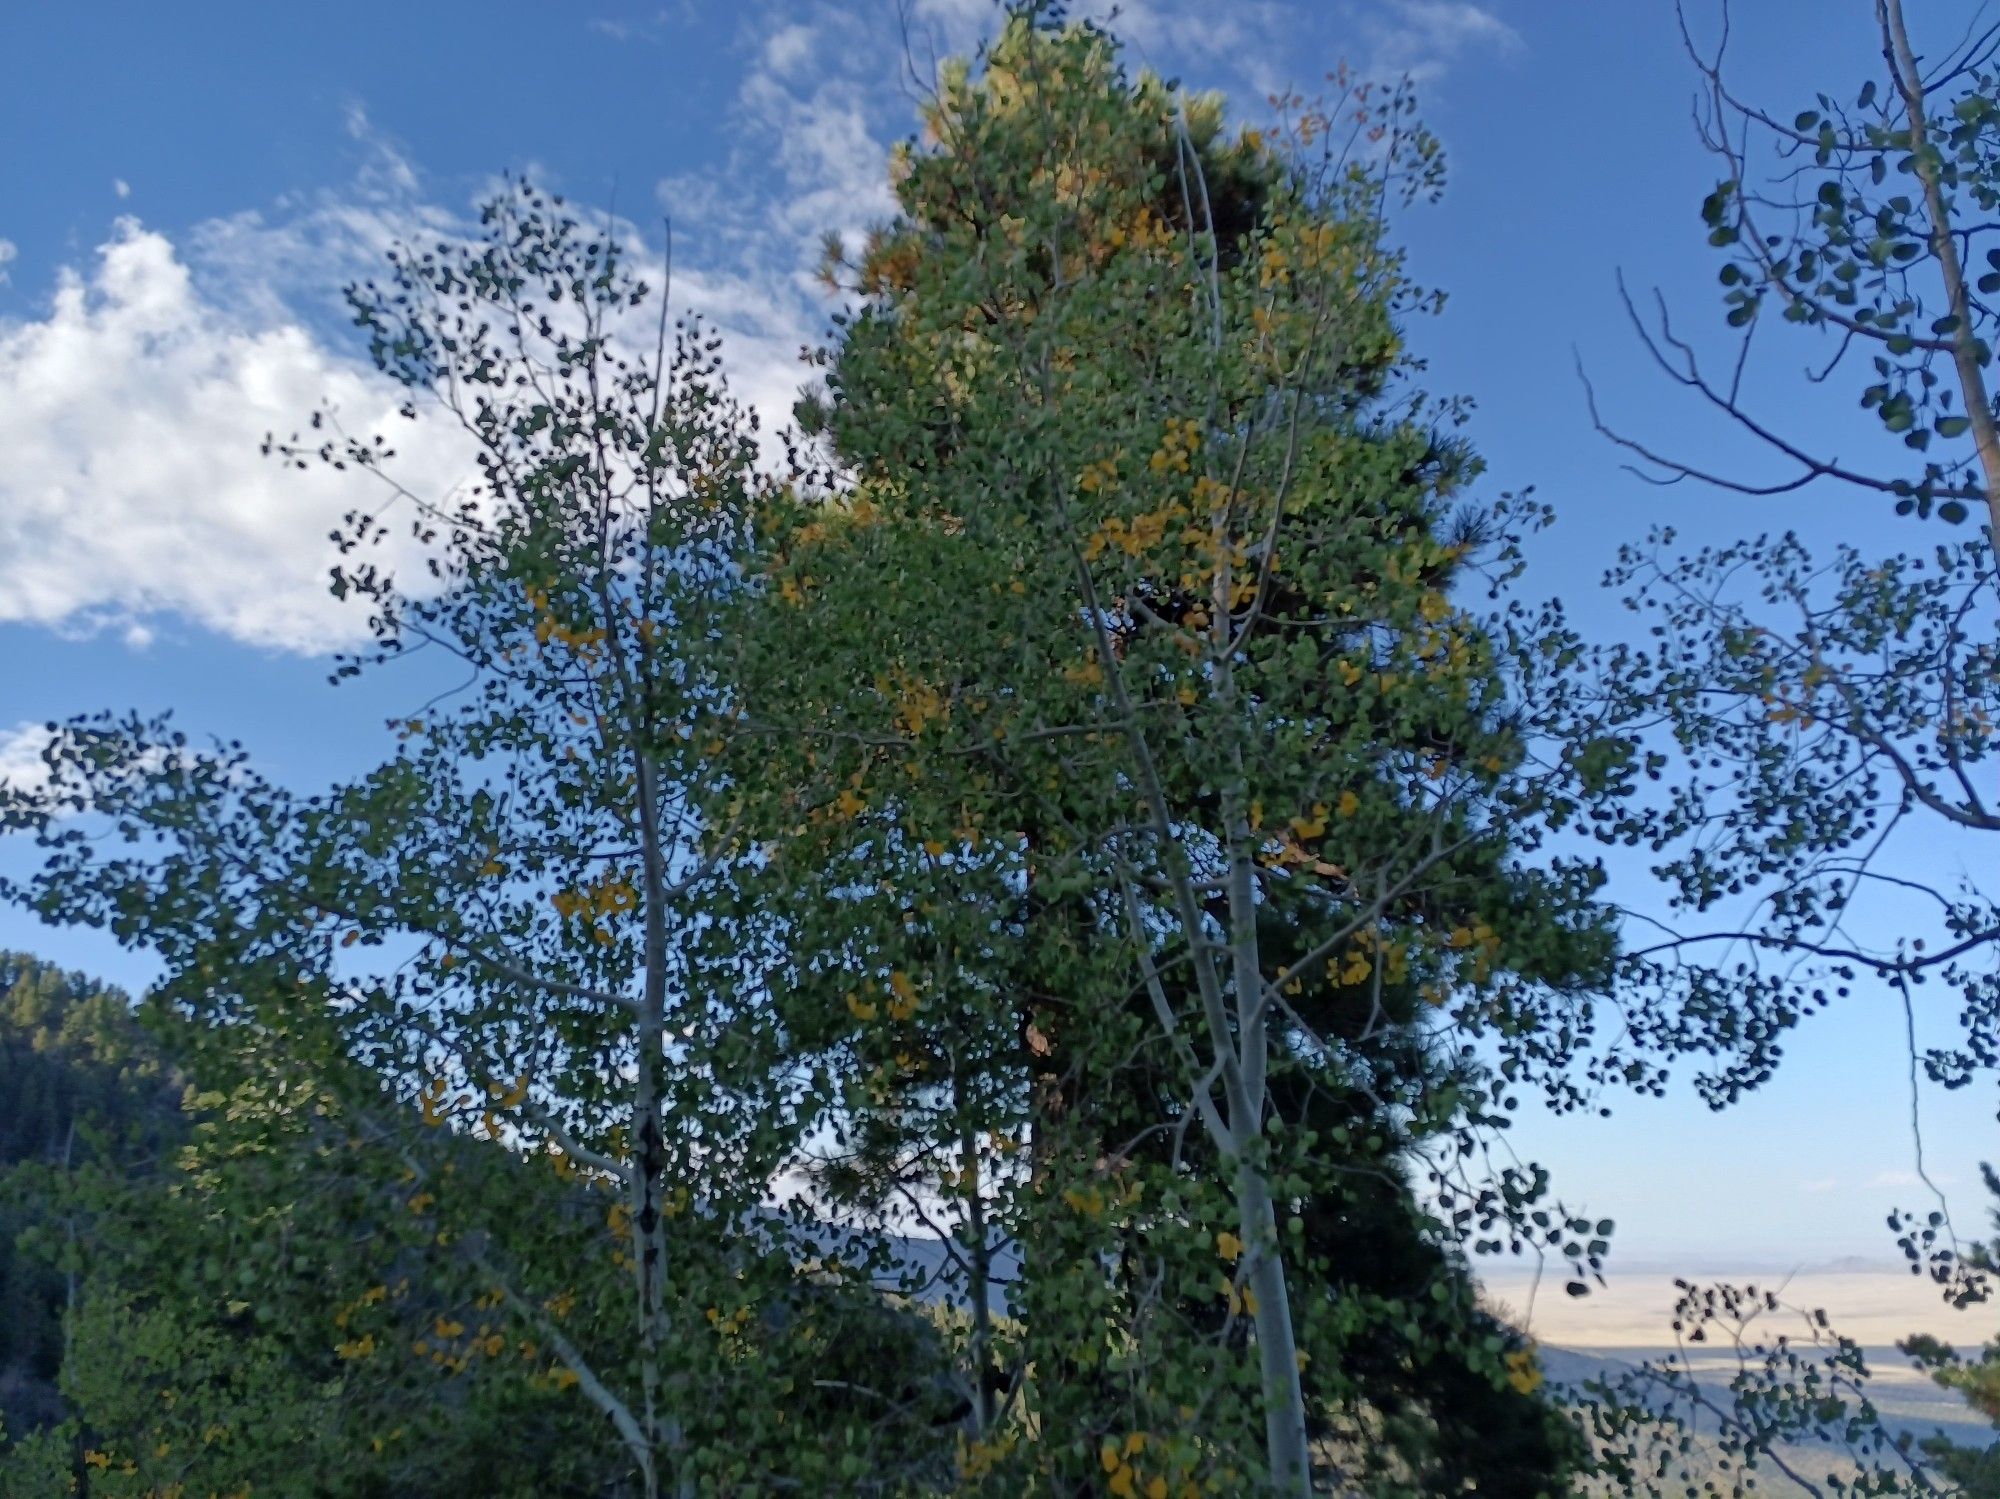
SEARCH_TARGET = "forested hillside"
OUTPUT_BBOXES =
[0,953,177,1446]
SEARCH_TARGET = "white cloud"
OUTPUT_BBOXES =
[0,239,15,285]
[905,0,1512,106]
[0,721,54,795]
[0,718,244,808]
[651,8,907,441]
[0,217,474,653]
[586,7,698,44]
[1361,1,1522,82]
[1869,1169,1957,1189]
[0,107,821,657]
[113,178,131,199]
[761,22,816,79]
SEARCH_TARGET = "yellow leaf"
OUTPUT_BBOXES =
[491,1073,529,1109]
[1505,1346,1543,1394]
[1063,1185,1106,1217]
[1336,790,1360,818]
[1215,1230,1243,1263]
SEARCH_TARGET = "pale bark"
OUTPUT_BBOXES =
[1880,0,2000,536]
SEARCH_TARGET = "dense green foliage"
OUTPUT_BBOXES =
[11,3,2000,1496]
[745,18,1618,1492]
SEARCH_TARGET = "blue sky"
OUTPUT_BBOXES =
[1,0,1990,1280]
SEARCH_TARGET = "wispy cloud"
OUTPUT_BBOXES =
[1870,1169,1957,1189]
[0,239,15,286]
[586,7,697,45]
[1360,0,1521,83]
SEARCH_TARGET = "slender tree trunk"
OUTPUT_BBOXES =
[632,749,687,1499]
[960,1115,997,1434]
[1235,1161,1311,1493]
[630,1039,665,1499]
[1225,831,1312,1495]
[1881,0,2000,535]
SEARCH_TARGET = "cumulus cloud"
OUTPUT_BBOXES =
[0,84,835,659]
[0,217,474,653]
[0,142,823,658]
[649,7,907,439]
